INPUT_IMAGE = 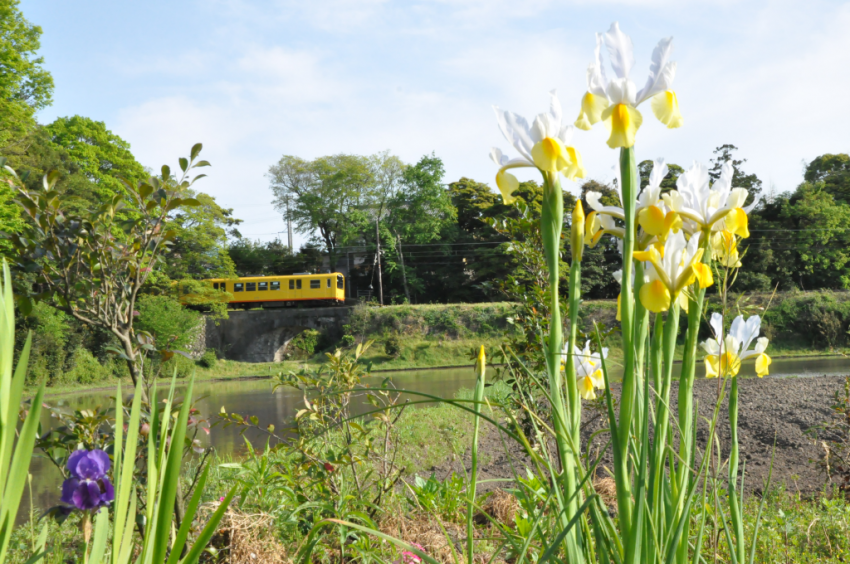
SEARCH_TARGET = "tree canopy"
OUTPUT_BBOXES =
[0,0,53,154]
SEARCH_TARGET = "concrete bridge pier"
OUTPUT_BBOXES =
[204,306,352,363]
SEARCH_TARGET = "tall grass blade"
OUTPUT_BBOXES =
[150,374,195,564]
[180,485,237,564]
[88,508,109,564]
[747,440,776,564]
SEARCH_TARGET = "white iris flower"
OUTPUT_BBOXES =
[490,91,586,204]
[701,313,771,378]
[575,22,683,148]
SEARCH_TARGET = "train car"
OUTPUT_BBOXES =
[181,273,345,308]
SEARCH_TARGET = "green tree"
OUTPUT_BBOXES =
[45,115,147,205]
[228,239,325,276]
[804,153,850,204]
[269,154,372,267]
[743,181,850,291]
[135,294,201,352]
[383,154,456,301]
[0,0,54,153]
[3,145,210,393]
[709,144,762,206]
[164,191,240,280]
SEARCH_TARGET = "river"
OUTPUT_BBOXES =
[19,356,850,522]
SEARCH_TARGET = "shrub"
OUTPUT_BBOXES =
[63,347,114,384]
[763,291,850,348]
[340,334,356,348]
[160,354,195,378]
[197,349,217,368]
[290,329,321,356]
[384,335,402,358]
[135,294,201,350]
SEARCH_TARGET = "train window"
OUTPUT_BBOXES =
[220,283,226,292]
[213,282,219,290]
[310,280,320,289]
[289,279,295,289]
[246,282,256,291]
[337,275,344,289]
[271,281,280,290]
[327,278,331,288]
[296,279,302,290]
[258,281,268,291]
[234,283,244,292]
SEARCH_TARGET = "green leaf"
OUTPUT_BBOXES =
[192,160,211,168]
[149,375,195,564]
[165,463,211,564]
[87,507,109,564]
[190,143,203,160]
[45,170,61,189]
[139,183,154,200]
[180,198,201,207]
[179,157,189,172]
[180,485,237,564]
[161,165,171,179]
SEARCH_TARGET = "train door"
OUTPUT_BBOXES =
[291,277,302,301]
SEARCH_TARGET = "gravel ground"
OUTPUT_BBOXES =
[431,375,848,495]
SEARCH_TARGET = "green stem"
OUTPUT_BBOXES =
[466,363,486,564]
[633,261,650,453]
[650,302,680,526]
[615,147,638,542]
[728,376,745,563]
[540,172,582,563]
[674,234,711,564]
[565,258,582,444]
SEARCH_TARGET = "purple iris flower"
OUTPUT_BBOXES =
[60,449,115,511]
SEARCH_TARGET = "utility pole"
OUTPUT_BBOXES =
[286,196,293,253]
[397,232,410,303]
[346,252,351,298]
[375,217,384,305]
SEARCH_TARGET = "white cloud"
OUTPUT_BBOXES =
[92,0,850,245]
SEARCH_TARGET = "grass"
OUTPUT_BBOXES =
[27,293,850,398]
[9,390,850,564]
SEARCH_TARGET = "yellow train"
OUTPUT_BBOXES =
[183,273,346,307]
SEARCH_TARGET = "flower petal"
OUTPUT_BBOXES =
[692,263,714,288]
[61,478,79,505]
[575,91,610,130]
[639,279,671,313]
[755,353,771,377]
[495,169,520,204]
[651,90,683,128]
[636,37,675,103]
[602,103,642,149]
[563,146,587,180]
[704,356,719,378]
[531,137,567,172]
[638,204,667,236]
[603,22,635,79]
[725,207,750,238]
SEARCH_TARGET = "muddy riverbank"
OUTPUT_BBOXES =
[432,375,848,495]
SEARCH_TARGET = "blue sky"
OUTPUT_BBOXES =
[22,0,850,246]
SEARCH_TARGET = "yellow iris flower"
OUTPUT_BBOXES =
[563,340,608,400]
[575,23,682,148]
[702,313,771,378]
[711,230,742,268]
[633,231,713,313]
[491,91,586,204]
[585,159,681,251]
